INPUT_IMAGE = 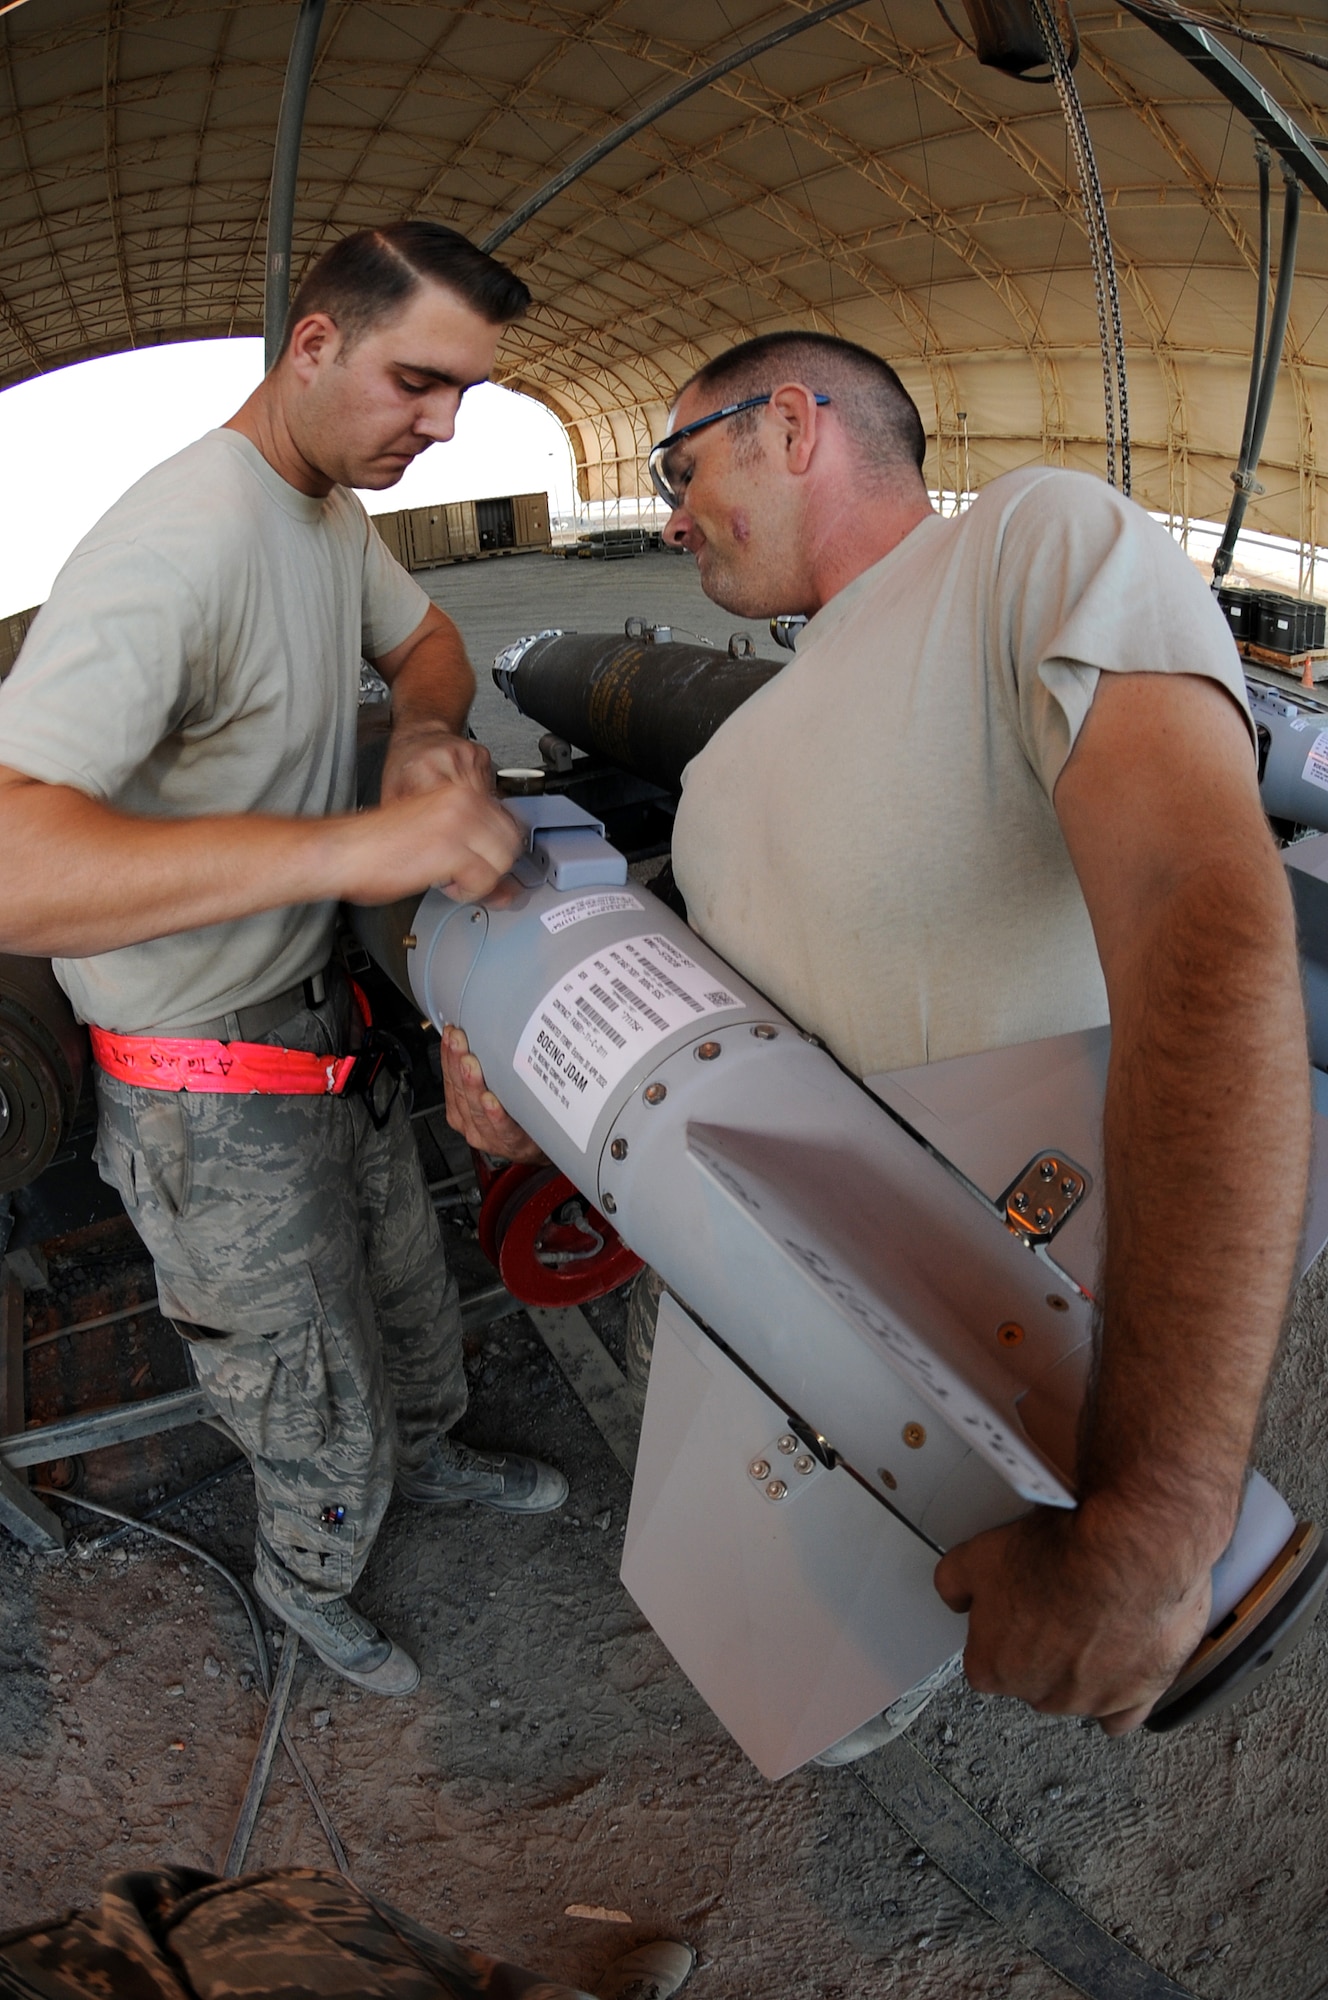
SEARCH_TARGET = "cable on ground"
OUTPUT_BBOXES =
[33,1488,350,1879]
[224,1627,302,1877]
[855,1739,1203,2000]
[78,1456,246,1555]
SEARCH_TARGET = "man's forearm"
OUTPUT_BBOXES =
[0,770,349,956]
[0,765,523,959]
[934,671,1306,1727]
[377,617,492,804]
[1081,850,1310,1563]
[386,620,475,737]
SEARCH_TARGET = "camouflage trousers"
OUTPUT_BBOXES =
[0,1866,597,2000]
[93,982,467,1614]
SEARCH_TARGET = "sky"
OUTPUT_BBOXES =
[0,337,580,618]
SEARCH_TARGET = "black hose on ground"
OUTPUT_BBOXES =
[223,1628,302,1876]
[33,1488,350,1878]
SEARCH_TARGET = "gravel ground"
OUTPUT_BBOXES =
[3,1199,1326,1999]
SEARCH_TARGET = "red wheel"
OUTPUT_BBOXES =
[475,1158,544,1268]
[496,1170,643,1307]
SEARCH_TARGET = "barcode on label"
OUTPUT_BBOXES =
[638,951,706,1014]
[575,995,626,1048]
[515,930,744,1151]
[610,975,668,1032]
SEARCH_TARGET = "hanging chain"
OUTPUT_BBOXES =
[1030,0,1132,493]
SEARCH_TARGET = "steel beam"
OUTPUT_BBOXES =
[524,1304,639,1478]
[0,1264,63,1548]
[1122,4,1328,215]
[0,1386,211,1467]
[264,0,326,372]
[0,1281,516,1486]
[481,0,870,254]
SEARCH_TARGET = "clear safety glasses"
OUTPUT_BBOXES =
[647,392,831,512]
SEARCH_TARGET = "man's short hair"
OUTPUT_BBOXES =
[279,222,531,361]
[682,331,927,476]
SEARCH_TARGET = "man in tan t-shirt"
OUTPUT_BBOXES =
[0,224,571,1696]
[449,329,1310,1747]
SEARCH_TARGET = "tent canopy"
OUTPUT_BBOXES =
[1,0,1324,547]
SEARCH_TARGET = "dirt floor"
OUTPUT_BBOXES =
[4,1130,1328,2000]
[2,552,1327,1998]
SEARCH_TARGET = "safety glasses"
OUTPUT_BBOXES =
[648,392,831,512]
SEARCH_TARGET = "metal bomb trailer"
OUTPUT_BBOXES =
[351,627,1328,1781]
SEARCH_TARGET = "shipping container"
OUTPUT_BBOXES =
[0,604,39,681]
[412,506,451,566]
[444,501,480,558]
[475,497,514,550]
[513,491,551,548]
[372,491,550,571]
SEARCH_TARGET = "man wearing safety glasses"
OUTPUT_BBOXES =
[449,327,1308,1754]
[662,329,1308,1747]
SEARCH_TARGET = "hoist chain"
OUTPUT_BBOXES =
[1030,0,1132,493]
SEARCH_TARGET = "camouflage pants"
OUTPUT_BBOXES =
[93,984,467,1614]
[0,1866,597,2000]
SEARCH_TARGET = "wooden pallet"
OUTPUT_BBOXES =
[1239,639,1328,685]
[410,543,549,574]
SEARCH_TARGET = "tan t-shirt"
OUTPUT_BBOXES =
[0,429,429,1033]
[673,467,1253,1077]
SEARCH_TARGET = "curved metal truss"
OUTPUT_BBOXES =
[1,0,1324,554]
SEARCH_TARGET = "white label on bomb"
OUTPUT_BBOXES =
[1303,730,1328,791]
[514,933,742,1148]
[540,892,644,934]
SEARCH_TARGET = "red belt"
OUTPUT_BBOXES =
[89,980,375,1097]
[90,1028,359,1095]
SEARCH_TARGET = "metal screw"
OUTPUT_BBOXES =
[997,1322,1025,1347]
[752,1024,779,1040]
[1046,1294,1069,1312]
[749,1458,770,1480]
[765,1480,788,1501]
[1039,1159,1057,1181]
[601,1192,617,1214]
[777,1435,797,1455]
[402,933,417,949]
[1035,1207,1053,1229]
[643,1083,667,1105]
[878,1467,898,1491]
[695,1040,722,1061]
[794,1454,815,1475]
[610,1138,628,1160]
[1012,1192,1029,1213]
[1061,1176,1078,1197]
[903,1422,927,1449]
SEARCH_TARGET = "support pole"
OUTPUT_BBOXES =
[264,0,327,372]
[1209,167,1301,589]
[1120,3,1328,217]
[481,0,867,255]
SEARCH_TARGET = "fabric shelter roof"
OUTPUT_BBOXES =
[1,0,1325,549]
